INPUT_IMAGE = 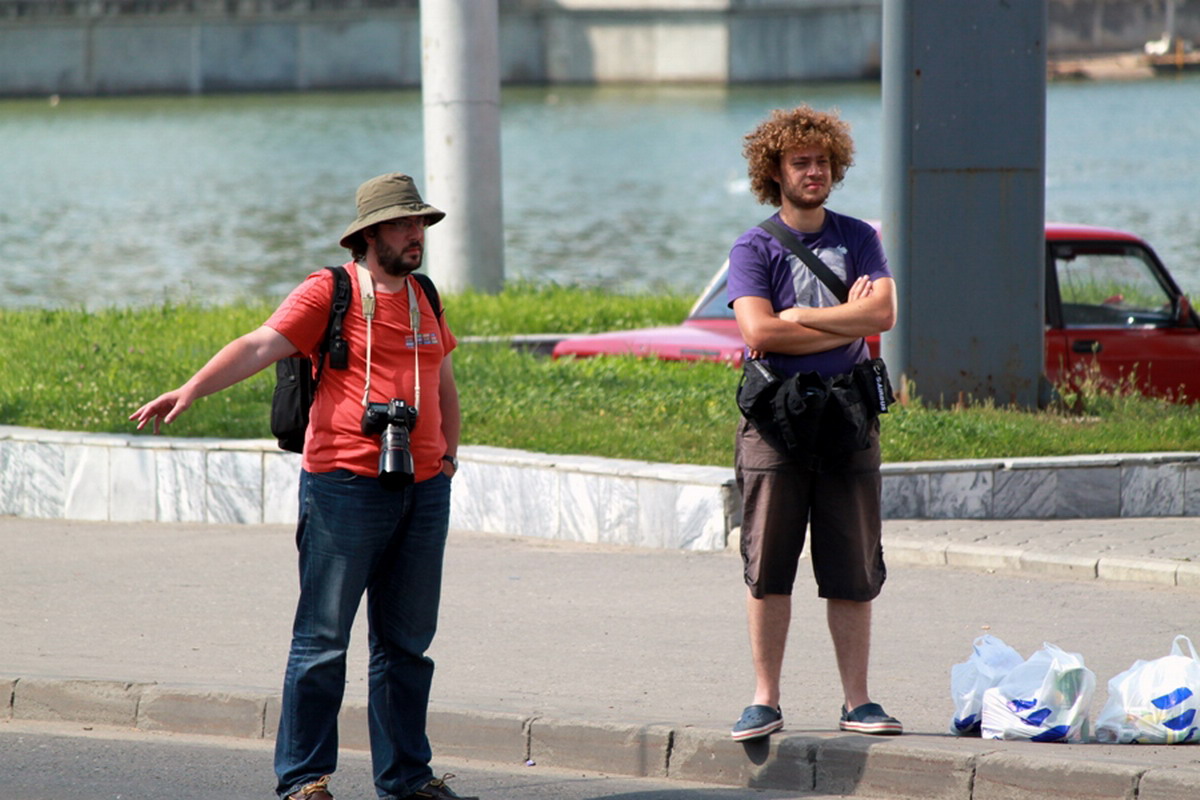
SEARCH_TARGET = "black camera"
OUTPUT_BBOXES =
[360,399,419,491]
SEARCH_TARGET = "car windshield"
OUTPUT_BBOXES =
[688,264,735,320]
[1053,243,1176,327]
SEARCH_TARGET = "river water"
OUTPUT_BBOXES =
[2,77,1197,309]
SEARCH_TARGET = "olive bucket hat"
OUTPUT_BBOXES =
[339,173,445,249]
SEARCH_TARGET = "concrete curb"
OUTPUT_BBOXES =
[6,676,1200,798]
[884,537,1199,589]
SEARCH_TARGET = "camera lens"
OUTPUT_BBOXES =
[377,423,415,491]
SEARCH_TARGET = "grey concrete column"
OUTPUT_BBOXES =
[421,0,505,293]
[881,0,1047,408]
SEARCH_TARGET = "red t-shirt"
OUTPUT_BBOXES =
[266,263,457,482]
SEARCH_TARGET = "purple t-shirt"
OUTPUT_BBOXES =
[727,209,890,379]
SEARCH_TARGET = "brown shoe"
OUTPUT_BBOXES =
[410,773,478,799]
[288,774,333,800]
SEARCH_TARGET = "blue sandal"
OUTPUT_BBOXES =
[731,704,784,741]
[839,702,903,735]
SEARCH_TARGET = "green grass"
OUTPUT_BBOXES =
[1,290,1197,466]
[457,345,737,465]
[879,393,1199,462]
[446,281,694,336]
[1057,276,1164,309]
[0,304,278,439]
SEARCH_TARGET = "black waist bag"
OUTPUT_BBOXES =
[736,358,782,421]
[737,357,893,471]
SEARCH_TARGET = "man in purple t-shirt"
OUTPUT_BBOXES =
[727,106,902,741]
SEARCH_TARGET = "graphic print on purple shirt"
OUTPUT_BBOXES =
[726,209,891,379]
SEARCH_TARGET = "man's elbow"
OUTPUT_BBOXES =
[865,279,898,334]
[738,324,773,353]
[871,295,898,333]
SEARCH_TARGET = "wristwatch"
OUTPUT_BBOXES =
[442,454,458,471]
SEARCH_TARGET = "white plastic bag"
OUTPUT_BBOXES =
[981,642,1096,742]
[949,634,1025,735]
[1095,635,1200,744]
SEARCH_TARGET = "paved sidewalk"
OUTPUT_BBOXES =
[4,515,1200,799]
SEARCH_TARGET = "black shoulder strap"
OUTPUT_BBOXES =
[313,265,352,385]
[325,265,352,341]
[410,271,443,319]
[758,217,849,304]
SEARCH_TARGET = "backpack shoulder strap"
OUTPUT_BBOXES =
[410,271,444,319]
[758,217,849,304]
[325,264,352,336]
[314,265,352,384]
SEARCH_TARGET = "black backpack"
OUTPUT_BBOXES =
[269,266,443,453]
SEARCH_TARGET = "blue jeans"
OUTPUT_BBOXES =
[274,469,452,799]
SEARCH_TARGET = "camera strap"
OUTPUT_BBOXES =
[758,216,849,303]
[353,263,423,414]
[407,276,422,413]
[355,263,377,409]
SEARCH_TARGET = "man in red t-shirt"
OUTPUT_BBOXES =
[131,174,475,800]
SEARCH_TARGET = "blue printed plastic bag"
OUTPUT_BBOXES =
[949,634,1025,736]
[1095,635,1200,744]
[981,642,1095,742]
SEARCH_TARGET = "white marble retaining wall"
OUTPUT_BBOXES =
[882,453,1200,521]
[1,426,1197,552]
[0,426,735,551]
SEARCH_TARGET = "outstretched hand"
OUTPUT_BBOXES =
[129,390,192,435]
[127,326,295,435]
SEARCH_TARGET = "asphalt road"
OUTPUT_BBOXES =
[0,720,867,800]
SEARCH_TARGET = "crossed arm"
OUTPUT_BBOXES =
[733,276,897,356]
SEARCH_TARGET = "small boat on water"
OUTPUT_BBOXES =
[1146,46,1200,75]
[1048,36,1200,81]
[1144,28,1200,74]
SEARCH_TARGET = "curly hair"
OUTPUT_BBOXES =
[743,105,856,207]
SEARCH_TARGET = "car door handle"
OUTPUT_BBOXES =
[1072,340,1102,354]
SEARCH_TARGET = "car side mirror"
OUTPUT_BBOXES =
[1175,294,1193,325]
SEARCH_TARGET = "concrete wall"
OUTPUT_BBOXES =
[1050,0,1200,54]
[0,1,1195,96]
[0,14,426,96]
[4,0,872,96]
[2,426,1197,554]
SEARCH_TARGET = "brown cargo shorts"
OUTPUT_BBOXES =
[734,418,886,601]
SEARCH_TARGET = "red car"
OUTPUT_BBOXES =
[553,223,1200,401]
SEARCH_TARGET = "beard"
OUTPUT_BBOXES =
[784,182,831,211]
[794,192,829,210]
[375,236,423,276]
